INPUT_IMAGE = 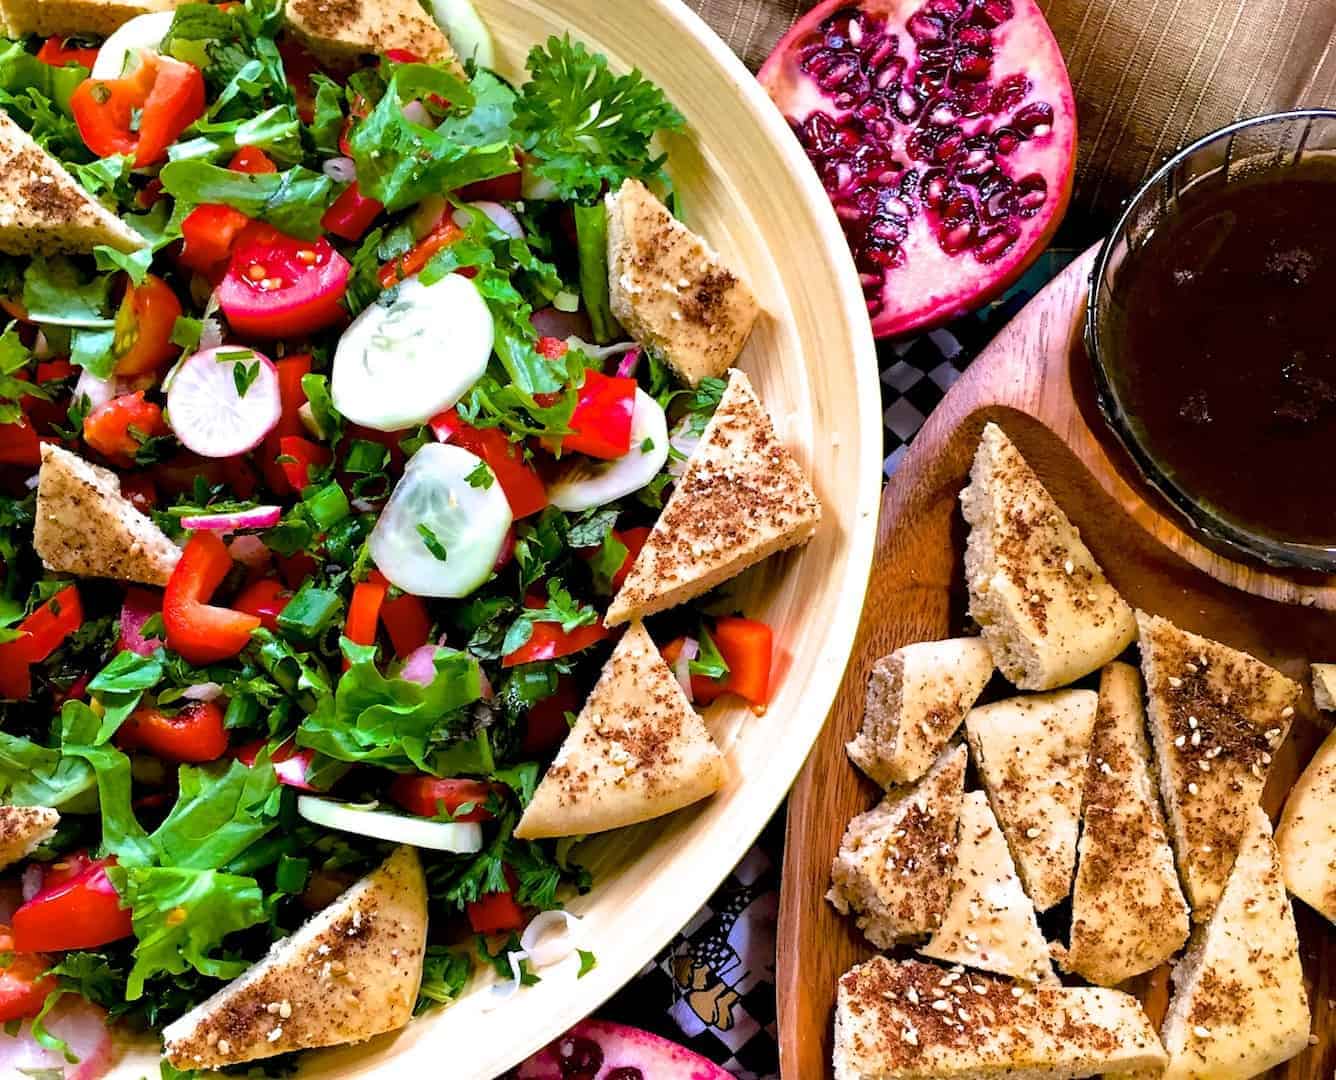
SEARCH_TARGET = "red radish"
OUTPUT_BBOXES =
[166,346,281,458]
[0,996,114,1079]
[758,0,1076,338]
[179,505,282,531]
[517,1019,733,1079]
[119,587,163,656]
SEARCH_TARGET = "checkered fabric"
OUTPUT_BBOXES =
[600,251,1079,1078]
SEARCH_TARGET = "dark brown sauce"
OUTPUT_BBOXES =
[1103,158,1336,545]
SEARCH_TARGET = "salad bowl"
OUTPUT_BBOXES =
[85,0,881,1076]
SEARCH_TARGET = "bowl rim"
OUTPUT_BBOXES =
[1085,107,1336,571]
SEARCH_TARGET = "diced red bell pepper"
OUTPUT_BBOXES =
[368,571,431,656]
[466,867,525,934]
[71,52,206,166]
[275,550,319,590]
[0,415,41,467]
[430,408,547,519]
[379,218,464,289]
[228,146,277,174]
[388,775,494,822]
[502,592,611,669]
[665,617,774,706]
[0,585,83,699]
[180,203,251,274]
[277,434,331,492]
[236,737,318,791]
[116,699,229,762]
[322,182,384,242]
[233,577,290,632]
[163,532,261,664]
[0,926,56,1022]
[36,37,98,69]
[346,576,387,648]
[12,854,133,953]
[562,372,637,460]
[82,391,167,463]
[274,354,312,439]
[521,676,581,754]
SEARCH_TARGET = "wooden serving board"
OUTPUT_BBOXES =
[777,246,1336,1079]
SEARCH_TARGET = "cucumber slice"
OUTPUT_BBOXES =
[91,11,176,78]
[370,442,513,598]
[429,0,496,68]
[332,274,493,433]
[297,796,483,852]
[548,390,670,511]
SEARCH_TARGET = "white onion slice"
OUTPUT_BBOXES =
[296,796,484,852]
[462,201,523,239]
[180,682,224,702]
[674,637,699,701]
[74,367,116,411]
[91,11,175,78]
[401,99,433,127]
[520,909,585,969]
[323,156,358,184]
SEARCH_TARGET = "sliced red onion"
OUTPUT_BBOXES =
[520,909,584,968]
[181,682,224,702]
[180,504,282,532]
[615,348,642,379]
[20,864,42,903]
[32,330,50,359]
[674,636,699,700]
[467,200,523,239]
[530,306,592,342]
[74,367,116,411]
[323,155,358,184]
[669,421,702,480]
[120,590,163,656]
[0,997,112,1079]
[399,644,439,686]
[227,533,272,569]
[401,99,432,127]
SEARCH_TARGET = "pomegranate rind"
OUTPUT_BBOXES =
[759,0,1076,338]
[515,1018,734,1079]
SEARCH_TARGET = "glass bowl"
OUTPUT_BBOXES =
[1086,109,1336,571]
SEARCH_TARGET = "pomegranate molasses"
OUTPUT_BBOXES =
[1102,158,1336,545]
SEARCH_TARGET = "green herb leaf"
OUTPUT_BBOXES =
[577,949,597,977]
[417,523,450,562]
[159,161,335,239]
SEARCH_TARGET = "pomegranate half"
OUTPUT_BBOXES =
[759,0,1076,338]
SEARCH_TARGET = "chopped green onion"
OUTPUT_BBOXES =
[303,482,350,530]
[275,854,311,894]
[276,581,342,639]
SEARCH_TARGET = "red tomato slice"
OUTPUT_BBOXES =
[227,146,277,174]
[466,868,524,934]
[0,926,56,1022]
[521,676,581,754]
[112,274,182,376]
[11,856,133,953]
[388,775,494,822]
[163,532,261,664]
[561,372,637,460]
[218,226,350,339]
[115,699,229,762]
[82,390,167,462]
[71,52,205,166]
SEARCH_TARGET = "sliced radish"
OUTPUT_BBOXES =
[91,10,175,78]
[548,389,669,511]
[428,0,496,67]
[120,588,163,656]
[296,796,484,852]
[179,505,282,531]
[332,274,493,432]
[166,346,281,458]
[457,201,523,239]
[370,443,512,598]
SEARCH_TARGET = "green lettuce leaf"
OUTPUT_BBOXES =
[158,161,334,239]
[150,757,278,870]
[0,730,95,809]
[59,702,155,866]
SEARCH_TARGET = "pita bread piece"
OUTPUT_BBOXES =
[1310,662,1336,711]
[284,0,459,67]
[0,806,58,870]
[1061,662,1189,986]
[514,621,727,839]
[833,956,1167,1080]
[162,845,427,1069]
[1276,724,1336,924]
[829,745,966,948]
[1156,806,1310,1080]
[606,369,820,626]
[35,443,181,586]
[606,178,760,387]
[0,112,144,255]
[965,690,1097,912]
[847,637,993,787]
[960,422,1136,691]
[919,790,1056,985]
[1137,611,1299,917]
[0,0,177,36]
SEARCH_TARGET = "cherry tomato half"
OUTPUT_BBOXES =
[82,391,167,462]
[116,699,229,762]
[112,274,182,376]
[218,226,351,339]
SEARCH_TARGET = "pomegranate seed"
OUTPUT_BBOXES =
[975,222,1020,263]
[896,89,921,119]
[1013,101,1055,136]
[1014,174,1048,216]
[606,1070,645,1080]
[938,218,976,253]
[972,0,1014,27]
[920,168,949,207]
[934,131,965,163]
[557,1035,603,1078]
[906,12,946,42]
[818,59,857,91]
[993,127,1022,154]
[802,47,838,77]
[958,25,992,49]
[246,264,267,282]
[953,48,992,80]
[928,0,965,16]
[867,37,898,69]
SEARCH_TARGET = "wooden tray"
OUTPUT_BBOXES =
[777,246,1336,1079]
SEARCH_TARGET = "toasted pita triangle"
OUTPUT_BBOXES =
[0,112,143,255]
[606,370,820,626]
[1311,662,1336,711]
[35,443,181,586]
[965,689,1097,911]
[1137,611,1300,917]
[828,745,966,947]
[514,622,728,839]
[1277,726,1336,924]
[0,0,178,37]
[961,422,1136,690]
[920,791,1056,984]
[285,0,458,66]
[1062,663,1189,985]
[162,846,427,1069]
[1157,806,1309,1080]
[834,957,1167,1080]
[0,806,58,870]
